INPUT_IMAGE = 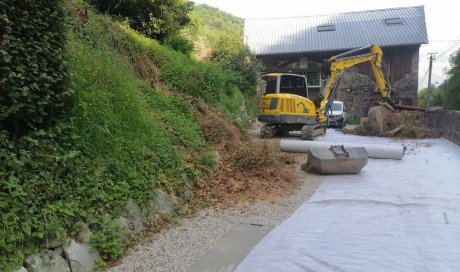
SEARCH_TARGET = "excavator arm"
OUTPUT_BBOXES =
[315,44,394,122]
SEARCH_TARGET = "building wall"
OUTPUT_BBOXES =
[348,45,420,113]
[258,45,420,117]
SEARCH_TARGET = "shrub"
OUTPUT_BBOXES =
[210,35,260,96]
[0,0,70,136]
[87,0,194,42]
[164,34,194,55]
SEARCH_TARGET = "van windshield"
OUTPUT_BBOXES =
[332,102,343,111]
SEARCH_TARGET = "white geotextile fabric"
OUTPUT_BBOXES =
[236,130,460,272]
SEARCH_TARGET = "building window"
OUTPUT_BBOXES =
[384,18,403,25]
[307,72,321,87]
[317,25,336,32]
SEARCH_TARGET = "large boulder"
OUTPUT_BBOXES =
[151,191,174,215]
[367,106,390,135]
[124,199,144,233]
[63,240,99,272]
[182,180,195,201]
[206,150,222,177]
[42,235,62,249]
[76,222,93,244]
[24,251,70,272]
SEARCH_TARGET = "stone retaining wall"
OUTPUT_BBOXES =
[426,108,460,146]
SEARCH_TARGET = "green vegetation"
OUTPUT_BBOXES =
[183,4,260,96]
[0,0,70,136]
[186,4,243,47]
[210,36,260,95]
[346,116,361,125]
[443,50,460,110]
[0,2,255,269]
[417,84,443,108]
[124,25,252,118]
[87,0,194,42]
[418,50,460,110]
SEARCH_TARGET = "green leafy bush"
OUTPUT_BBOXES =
[125,27,243,108]
[0,0,70,136]
[210,35,260,95]
[89,215,125,261]
[164,34,194,55]
[0,125,81,269]
[87,0,194,42]
[418,84,443,108]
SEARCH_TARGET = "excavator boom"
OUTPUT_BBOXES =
[315,44,393,122]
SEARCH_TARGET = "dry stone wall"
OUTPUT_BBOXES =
[427,108,460,146]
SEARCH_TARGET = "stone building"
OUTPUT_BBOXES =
[244,6,428,117]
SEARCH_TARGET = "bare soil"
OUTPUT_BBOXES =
[193,100,299,207]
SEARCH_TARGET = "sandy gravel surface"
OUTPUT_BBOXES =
[108,158,321,272]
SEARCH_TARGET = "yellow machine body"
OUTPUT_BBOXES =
[260,93,316,120]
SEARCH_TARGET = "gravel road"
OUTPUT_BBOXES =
[107,158,321,272]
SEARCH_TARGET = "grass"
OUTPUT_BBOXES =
[346,116,361,125]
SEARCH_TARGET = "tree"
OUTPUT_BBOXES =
[418,84,443,108]
[210,35,260,95]
[443,49,460,110]
[88,0,194,42]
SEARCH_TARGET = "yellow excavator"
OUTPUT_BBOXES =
[258,44,394,140]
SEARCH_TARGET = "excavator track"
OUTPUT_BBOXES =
[301,124,326,140]
[260,124,291,139]
[260,124,277,139]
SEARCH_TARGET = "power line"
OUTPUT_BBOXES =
[437,39,460,60]
[433,32,460,60]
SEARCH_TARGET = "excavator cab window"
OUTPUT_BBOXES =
[279,75,307,98]
[260,75,278,95]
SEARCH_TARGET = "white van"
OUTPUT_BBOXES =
[326,100,347,128]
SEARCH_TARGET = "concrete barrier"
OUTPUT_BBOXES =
[426,108,460,146]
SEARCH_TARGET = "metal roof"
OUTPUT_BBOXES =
[244,6,428,55]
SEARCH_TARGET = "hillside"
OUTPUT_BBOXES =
[1,2,293,271]
[183,4,244,59]
[192,4,243,42]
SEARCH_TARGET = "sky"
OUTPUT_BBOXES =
[194,0,460,90]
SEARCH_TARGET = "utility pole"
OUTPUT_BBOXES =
[427,53,436,107]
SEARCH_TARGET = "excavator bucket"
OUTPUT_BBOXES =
[302,145,368,175]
